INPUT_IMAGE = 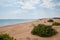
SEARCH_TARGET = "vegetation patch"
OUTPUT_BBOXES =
[31,24,58,37]
[0,33,16,40]
[52,22,60,26]
[53,17,60,19]
[48,19,54,22]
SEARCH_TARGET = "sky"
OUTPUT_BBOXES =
[0,0,60,19]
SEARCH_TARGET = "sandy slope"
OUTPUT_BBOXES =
[0,18,60,40]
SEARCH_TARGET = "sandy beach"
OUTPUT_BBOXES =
[0,18,60,40]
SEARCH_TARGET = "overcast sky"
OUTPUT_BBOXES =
[0,0,60,19]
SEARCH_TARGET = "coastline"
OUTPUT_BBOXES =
[0,18,60,40]
[0,19,37,27]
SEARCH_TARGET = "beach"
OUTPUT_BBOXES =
[0,18,60,40]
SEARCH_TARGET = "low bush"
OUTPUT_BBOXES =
[31,24,58,37]
[0,33,16,40]
[48,19,54,22]
[52,22,60,26]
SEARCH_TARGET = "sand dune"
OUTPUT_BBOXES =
[0,18,60,40]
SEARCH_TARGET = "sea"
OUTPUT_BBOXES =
[0,19,36,26]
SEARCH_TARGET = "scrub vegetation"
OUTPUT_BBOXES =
[31,24,58,37]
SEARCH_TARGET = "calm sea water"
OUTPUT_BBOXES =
[0,19,36,26]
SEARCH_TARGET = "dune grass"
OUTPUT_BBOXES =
[0,33,16,40]
[52,22,60,26]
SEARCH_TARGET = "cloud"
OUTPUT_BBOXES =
[0,0,60,9]
[56,2,60,6]
[21,2,36,9]
[0,0,60,19]
[0,0,19,7]
[16,0,40,9]
[39,0,55,8]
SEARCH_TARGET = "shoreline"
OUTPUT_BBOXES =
[0,19,37,27]
[0,18,60,40]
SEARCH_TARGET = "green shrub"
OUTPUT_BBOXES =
[0,34,16,40]
[48,19,54,22]
[31,24,58,37]
[52,22,60,26]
